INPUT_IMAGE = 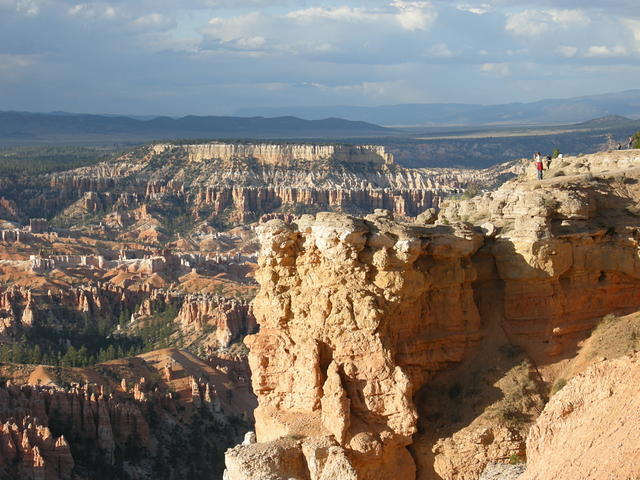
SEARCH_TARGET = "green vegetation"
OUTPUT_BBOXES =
[0,146,116,176]
[551,148,561,158]
[0,303,181,368]
[0,339,143,368]
[509,454,526,465]
[550,378,567,396]
[460,183,481,200]
[631,131,640,149]
[542,197,560,210]
[487,360,540,428]
[134,304,180,350]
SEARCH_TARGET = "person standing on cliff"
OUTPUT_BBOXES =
[534,152,544,180]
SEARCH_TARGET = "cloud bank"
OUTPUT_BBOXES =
[0,0,638,115]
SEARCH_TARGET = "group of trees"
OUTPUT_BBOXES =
[0,302,180,369]
[0,343,143,368]
[0,146,115,176]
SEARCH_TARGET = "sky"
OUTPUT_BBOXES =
[1,0,639,115]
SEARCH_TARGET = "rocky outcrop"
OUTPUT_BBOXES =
[227,211,484,479]
[153,143,395,166]
[0,284,139,333]
[439,154,640,365]
[0,418,73,480]
[0,349,255,480]
[479,463,525,480]
[227,153,640,479]
[176,295,257,347]
[0,382,150,478]
[521,352,640,480]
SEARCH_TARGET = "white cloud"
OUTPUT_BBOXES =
[585,45,627,57]
[556,45,578,57]
[287,2,437,32]
[505,9,589,37]
[131,12,175,31]
[287,6,380,23]
[429,43,452,57]
[392,1,438,31]
[235,36,266,49]
[206,12,265,42]
[623,19,640,49]
[68,3,120,20]
[0,0,39,15]
[456,4,492,15]
[480,62,510,76]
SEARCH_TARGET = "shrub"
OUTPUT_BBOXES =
[461,183,481,200]
[550,378,567,395]
[509,454,526,465]
[594,313,618,334]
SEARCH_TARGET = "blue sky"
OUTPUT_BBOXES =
[1,0,638,115]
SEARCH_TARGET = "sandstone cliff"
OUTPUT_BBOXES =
[225,149,640,480]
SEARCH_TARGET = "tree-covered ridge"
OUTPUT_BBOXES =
[0,145,118,176]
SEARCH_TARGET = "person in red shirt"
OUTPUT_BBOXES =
[534,152,544,180]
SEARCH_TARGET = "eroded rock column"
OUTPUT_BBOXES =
[226,211,484,479]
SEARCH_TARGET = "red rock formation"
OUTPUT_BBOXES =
[229,211,484,480]
[176,295,257,347]
[0,381,160,478]
[0,417,73,480]
[227,156,640,479]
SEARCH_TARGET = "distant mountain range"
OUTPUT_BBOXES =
[234,90,640,127]
[0,111,390,145]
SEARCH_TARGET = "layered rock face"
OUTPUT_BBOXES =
[226,151,640,479]
[153,143,394,166]
[0,382,149,479]
[0,282,256,355]
[3,143,471,227]
[0,417,73,480]
[0,285,138,334]
[228,211,485,479]
[439,153,640,364]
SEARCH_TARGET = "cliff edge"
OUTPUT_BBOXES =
[225,149,640,479]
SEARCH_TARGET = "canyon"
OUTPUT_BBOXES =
[1,141,638,479]
[0,348,255,480]
[0,142,501,237]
